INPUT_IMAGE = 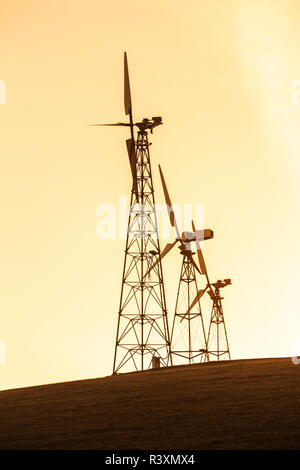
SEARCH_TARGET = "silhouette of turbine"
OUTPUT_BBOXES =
[90,53,172,374]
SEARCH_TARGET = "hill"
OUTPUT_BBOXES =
[0,357,300,449]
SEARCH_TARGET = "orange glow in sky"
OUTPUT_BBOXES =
[0,0,300,390]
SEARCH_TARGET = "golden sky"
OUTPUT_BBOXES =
[0,0,300,390]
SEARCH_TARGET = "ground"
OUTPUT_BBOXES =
[0,357,299,449]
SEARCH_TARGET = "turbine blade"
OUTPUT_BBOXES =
[195,229,214,241]
[180,286,208,322]
[144,240,177,278]
[124,52,132,116]
[158,165,180,238]
[186,252,201,275]
[124,52,135,141]
[192,220,207,275]
[87,123,130,127]
[161,240,177,258]
[126,138,138,198]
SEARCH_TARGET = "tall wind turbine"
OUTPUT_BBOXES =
[90,53,172,374]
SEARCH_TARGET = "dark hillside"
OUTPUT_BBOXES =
[1,358,299,449]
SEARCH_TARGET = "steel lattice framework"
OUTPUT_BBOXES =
[206,282,231,361]
[113,131,172,374]
[91,52,232,373]
[171,248,208,365]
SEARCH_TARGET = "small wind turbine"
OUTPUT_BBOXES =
[146,165,214,364]
[183,228,232,361]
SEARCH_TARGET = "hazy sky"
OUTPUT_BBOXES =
[1,0,300,390]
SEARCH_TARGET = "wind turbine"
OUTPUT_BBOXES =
[146,165,214,364]
[90,53,172,374]
[183,224,232,361]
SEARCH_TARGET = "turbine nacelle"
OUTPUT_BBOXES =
[181,229,214,243]
[212,279,232,289]
[136,116,163,133]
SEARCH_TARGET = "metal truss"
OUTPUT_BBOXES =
[113,130,172,374]
[171,248,208,365]
[206,284,231,361]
